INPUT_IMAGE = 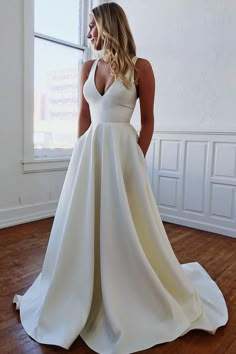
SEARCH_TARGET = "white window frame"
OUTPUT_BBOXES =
[22,0,94,173]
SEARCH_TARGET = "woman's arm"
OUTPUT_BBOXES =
[77,60,94,138]
[136,58,155,157]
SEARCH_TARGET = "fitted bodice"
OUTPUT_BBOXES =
[83,56,138,125]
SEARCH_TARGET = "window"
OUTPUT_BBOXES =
[23,0,94,172]
[23,0,109,172]
[34,0,87,157]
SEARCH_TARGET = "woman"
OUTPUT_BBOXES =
[13,2,228,353]
[79,3,154,159]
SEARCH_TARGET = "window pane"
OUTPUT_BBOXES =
[34,0,80,44]
[34,37,83,150]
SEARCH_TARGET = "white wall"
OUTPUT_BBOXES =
[118,0,236,132]
[116,0,236,238]
[0,0,66,227]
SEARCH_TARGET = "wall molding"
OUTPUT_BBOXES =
[146,130,236,239]
[0,201,57,229]
[22,158,70,173]
[161,213,236,238]
[155,129,236,135]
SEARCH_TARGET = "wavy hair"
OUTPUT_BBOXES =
[92,2,139,88]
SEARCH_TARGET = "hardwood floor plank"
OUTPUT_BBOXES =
[225,338,236,353]
[0,219,235,353]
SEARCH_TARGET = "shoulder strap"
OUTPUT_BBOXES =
[85,59,98,81]
[132,56,138,65]
[90,59,98,74]
[124,56,138,82]
[131,56,138,82]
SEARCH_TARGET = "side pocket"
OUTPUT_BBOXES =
[129,124,146,161]
[137,143,145,158]
[76,126,91,143]
[137,144,147,170]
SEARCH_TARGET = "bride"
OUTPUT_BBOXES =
[13,2,228,353]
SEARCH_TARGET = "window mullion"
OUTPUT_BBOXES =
[34,32,87,51]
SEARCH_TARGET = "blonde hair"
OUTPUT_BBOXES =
[92,2,139,88]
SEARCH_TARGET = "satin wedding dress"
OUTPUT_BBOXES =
[13,56,228,354]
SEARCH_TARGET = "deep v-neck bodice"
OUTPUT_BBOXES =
[83,55,138,125]
[92,56,137,98]
[93,58,117,97]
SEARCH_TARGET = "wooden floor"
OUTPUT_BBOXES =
[0,218,235,354]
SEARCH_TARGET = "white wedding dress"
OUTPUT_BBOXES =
[13,56,228,354]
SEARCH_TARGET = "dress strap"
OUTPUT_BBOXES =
[131,56,138,65]
[131,56,138,83]
[86,59,98,82]
[91,58,99,75]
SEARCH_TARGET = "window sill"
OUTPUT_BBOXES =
[22,157,71,174]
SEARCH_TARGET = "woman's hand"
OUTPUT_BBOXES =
[137,142,145,158]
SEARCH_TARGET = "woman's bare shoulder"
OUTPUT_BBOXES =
[83,59,96,67]
[134,57,155,90]
[81,59,96,79]
[135,57,153,72]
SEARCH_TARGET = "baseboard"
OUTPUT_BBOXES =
[0,201,57,229]
[1,202,235,239]
[161,213,236,239]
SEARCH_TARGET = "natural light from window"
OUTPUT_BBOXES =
[34,0,84,151]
